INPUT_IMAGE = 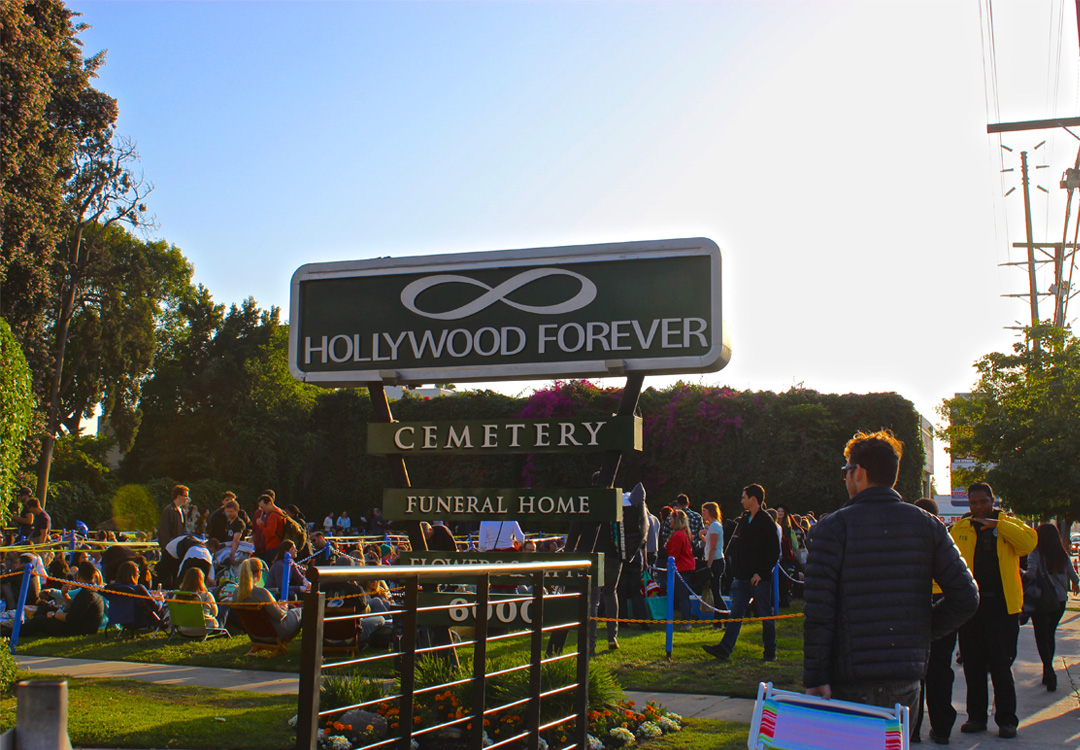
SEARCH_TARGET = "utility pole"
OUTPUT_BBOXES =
[1019,150,1041,327]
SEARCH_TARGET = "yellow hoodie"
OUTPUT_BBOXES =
[950,513,1037,615]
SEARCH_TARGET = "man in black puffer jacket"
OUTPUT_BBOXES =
[804,430,978,713]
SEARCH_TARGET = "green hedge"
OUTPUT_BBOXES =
[0,318,34,524]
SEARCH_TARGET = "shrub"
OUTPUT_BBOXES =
[110,484,159,531]
[0,638,21,693]
[320,671,385,713]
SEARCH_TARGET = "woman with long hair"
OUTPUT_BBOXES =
[234,557,301,640]
[665,510,696,632]
[177,566,219,628]
[1024,523,1079,691]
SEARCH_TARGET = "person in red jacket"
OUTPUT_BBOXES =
[255,493,286,562]
[666,510,697,632]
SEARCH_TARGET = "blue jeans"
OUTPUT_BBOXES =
[717,577,775,657]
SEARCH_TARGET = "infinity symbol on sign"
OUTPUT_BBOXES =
[400,268,597,321]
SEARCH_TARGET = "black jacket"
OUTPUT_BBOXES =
[730,509,780,581]
[802,486,978,689]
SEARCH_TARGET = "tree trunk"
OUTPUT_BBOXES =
[35,225,86,507]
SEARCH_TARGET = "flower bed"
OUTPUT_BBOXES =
[313,698,682,750]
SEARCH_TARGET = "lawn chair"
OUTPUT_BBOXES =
[230,602,298,656]
[103,590,164,639]
[749,681,908,750]
[166,594,230,643]
[322,607,359,658]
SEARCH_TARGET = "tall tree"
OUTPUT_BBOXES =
[940,325,1080,532]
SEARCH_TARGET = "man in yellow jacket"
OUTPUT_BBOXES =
[949,482,1037,740]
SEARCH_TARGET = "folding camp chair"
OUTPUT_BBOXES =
[230,603,299,656]
[749,681,908,750]
[166,594,230,643]
[103,591,164,639]
[322,607,359,657]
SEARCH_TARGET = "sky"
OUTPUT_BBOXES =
[66,0,1080,493]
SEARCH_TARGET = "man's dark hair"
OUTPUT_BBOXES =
[257,494,273,506]
[262,489,275,500]
[844,430,903,487]
[221,491,236,501]
[914,497,939,515]
[675,494,690,507]
[172,484,189,498]
[77,562,99,583]
[967,482,994,499]
[743,484,765,504]
[26,497,41,510]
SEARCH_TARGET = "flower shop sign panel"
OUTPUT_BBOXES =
[288,237,728,385]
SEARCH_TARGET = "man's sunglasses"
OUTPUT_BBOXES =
[840,464,857,478]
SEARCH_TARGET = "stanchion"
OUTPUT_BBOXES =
[281,551,292,600]
[8,562,33,654]
[772,564,779,617]
[665,556,675,659]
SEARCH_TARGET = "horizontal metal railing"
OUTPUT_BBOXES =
[296,560,593,750]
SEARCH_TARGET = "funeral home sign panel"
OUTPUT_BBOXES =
[289,238,728,385]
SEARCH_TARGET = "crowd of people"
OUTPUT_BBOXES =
[4,453,1079,745]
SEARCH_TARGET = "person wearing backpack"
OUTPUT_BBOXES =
[255,493,287,562]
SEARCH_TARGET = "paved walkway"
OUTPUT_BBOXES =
[13,605,1080,749]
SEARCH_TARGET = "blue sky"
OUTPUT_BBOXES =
[67,0,1080,492]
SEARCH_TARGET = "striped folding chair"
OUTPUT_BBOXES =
[749,681,908,750]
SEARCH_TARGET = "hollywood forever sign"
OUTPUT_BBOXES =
[288,237,728,385]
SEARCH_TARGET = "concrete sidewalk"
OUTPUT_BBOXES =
[13,605,1080,749]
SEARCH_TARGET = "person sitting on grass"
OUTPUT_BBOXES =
[21,562,104,637]
[108,560,165,631]
[176,567,220,629]
[234,557,301,641]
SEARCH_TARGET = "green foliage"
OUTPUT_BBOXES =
[0,639,21,694]
[941,325,1080,521]
[319,671,386,712]
[0,318,34,522]
[46,480,110,530]
[110,484,158,532]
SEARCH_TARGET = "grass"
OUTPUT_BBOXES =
[646,718,750,749]
[14,603,806,701]
[0,673,295,749]
[593,608,804,697]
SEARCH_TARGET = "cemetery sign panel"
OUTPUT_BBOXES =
[289,237,727,385]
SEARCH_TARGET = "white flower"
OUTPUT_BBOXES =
[320,736,351,750]
[587,734,605,750]
[537,738,549,750]
[482,730,494,747]
[636,721,663,740]
[610,726,636,746]
[411,741,419,750]
[663,710,683,723]
[657,715,680,733]
[288,714,298,728]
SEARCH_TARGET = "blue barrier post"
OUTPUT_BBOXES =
[68,531,77,564]
[665,556,675,659]
[772,565,780,616]
[281,552,292,601]
[9,562,34,654]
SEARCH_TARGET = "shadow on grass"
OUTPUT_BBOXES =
[1,676,296,749]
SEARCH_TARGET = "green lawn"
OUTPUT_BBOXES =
[648,718,751,750]
[1,674,296,749]
[14,604,806,699]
